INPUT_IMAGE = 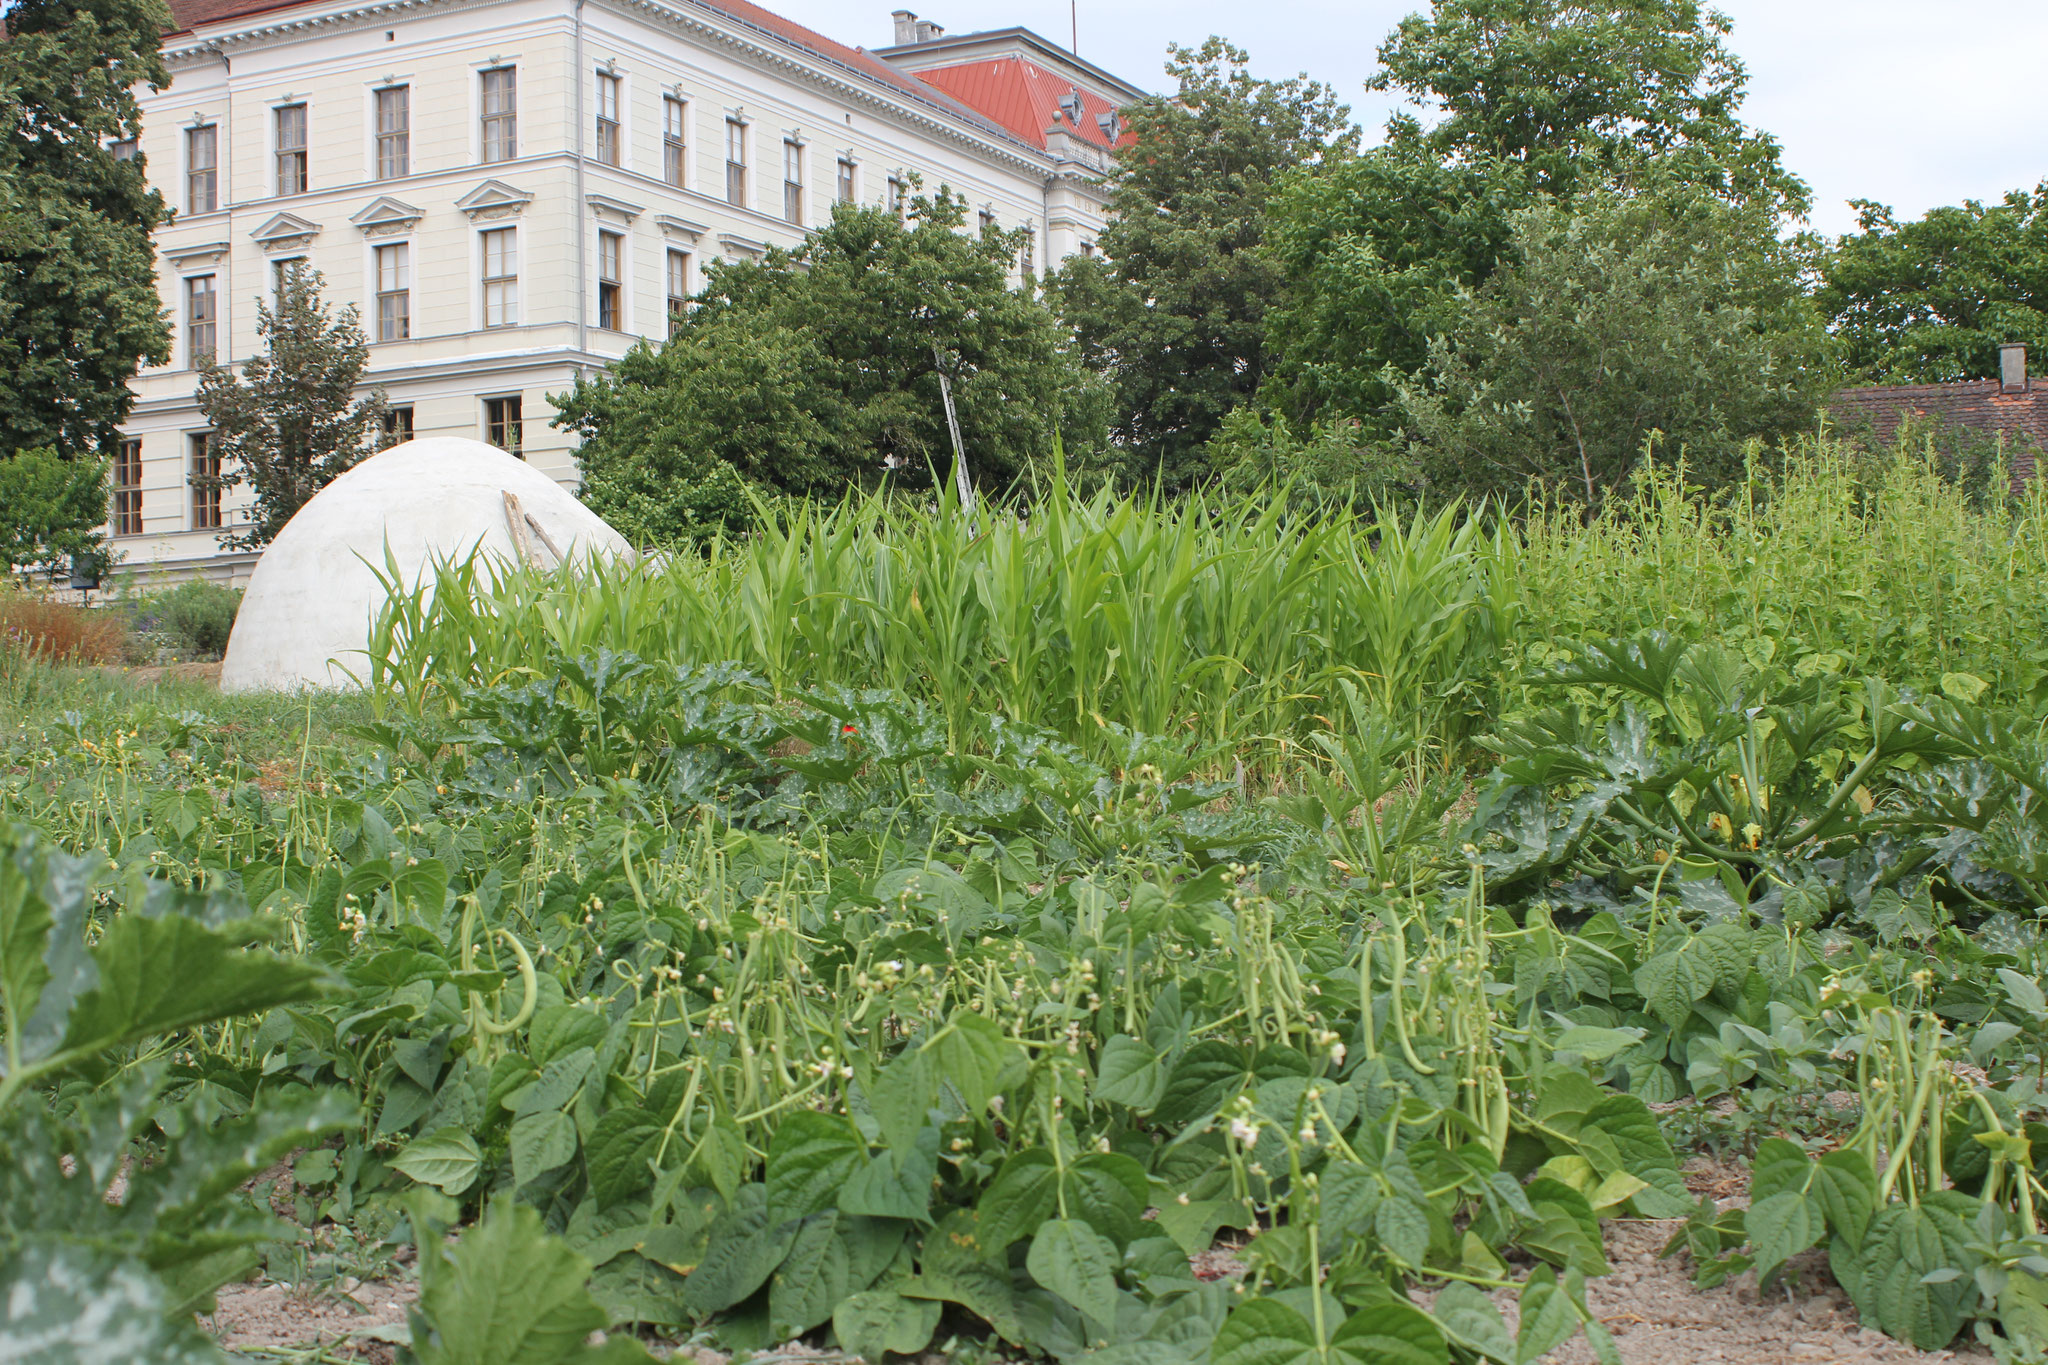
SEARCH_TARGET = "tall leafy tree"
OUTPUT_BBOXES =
[1369,0,1806,215]
[1262,0,1806,445]
[0,0,173,457]
[1049,38,1354,487]
[1396,180,1832,506]
[193,264,389,549]
[556,192,1104,547]
[1817,188,2048,384]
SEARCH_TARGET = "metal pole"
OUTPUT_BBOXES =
[933,346,973,506]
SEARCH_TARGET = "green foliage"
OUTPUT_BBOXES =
[193,263,389,549]
[1397,179,1834,505]
[1050,38,1354,486]
[1818,185,2048,383]
[0,0,172,458]
[1367,0,1806,214]
[125,579,243,660]
[0,825,346,1356]
[557,192,1101,547]
[0,447,110,574]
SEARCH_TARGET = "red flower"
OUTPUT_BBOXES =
[841,723,858,735]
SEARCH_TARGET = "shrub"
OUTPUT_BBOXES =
[0,587,125,665]
[127,579,242,660]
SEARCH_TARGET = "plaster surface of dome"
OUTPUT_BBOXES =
[219,437,632,692]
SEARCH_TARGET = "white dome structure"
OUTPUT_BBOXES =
[219,438,631,691]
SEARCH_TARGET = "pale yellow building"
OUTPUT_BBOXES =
[113,0,1137,580]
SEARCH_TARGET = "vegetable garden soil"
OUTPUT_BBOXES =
[204,1160,1992,1364]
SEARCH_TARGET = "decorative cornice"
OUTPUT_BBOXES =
[249,210,322,249]
[715,230,767,260]
[163,240,230,267]
[349,195,424,236]
[585,192,645,225]
[454,178,534,222]
[656,213,708,244]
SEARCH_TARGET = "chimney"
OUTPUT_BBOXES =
[915,19,944,40]
[891,9,917,44]
[2001,343,2029,394]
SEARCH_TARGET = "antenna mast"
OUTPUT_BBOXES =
[1071,0,1077,53]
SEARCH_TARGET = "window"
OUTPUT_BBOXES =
[375,86,409,179]
[782,140,803,225]
[275,103,307,195]
[375,243,410,341]
[1020,226,1037,278]
[481,67,517,163]
[110,138,139,162]
[887,174,905,221]
[666,248,690,334]
[480,228,518,328]
[484,396,522,457]
[1080,240,1097,257]
[186,125,217,214]
[724,118,746,207]
[270,257,307,302]
[597,231,622,330]
[188,434,221,531]
[978,208,995,234]
[185,275,217,368]
[111,439,143,537]
[836,157,855,204]
[663,96,686,187]
[382,406,414,446]
[595,71,621,166]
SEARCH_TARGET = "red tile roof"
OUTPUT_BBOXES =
[1829,378,2046,486]
[911,55,1125,150]
[158,0,1034,152]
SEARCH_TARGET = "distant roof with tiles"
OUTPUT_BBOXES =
[1830,350,2048,486]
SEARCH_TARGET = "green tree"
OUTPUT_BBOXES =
[1817,188,2048,384]
[0,0,172,457]
[192,264,389,549]
[0,447,110,574]
[1259,0,1805,451]
[555,191,1103,547]
[1395,180,1832,506]
[1049,38,1354,487]
[1368,0,1805,214]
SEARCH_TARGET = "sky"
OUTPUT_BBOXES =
[773,0,2048,238]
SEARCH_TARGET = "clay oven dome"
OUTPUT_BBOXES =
[219,438,631,691]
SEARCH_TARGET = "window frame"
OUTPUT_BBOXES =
[375,85,410,180]
[724,118,747,208]
[382,406,415,447]
[188,432,221,531]
[596,230,623,331]
[185,124,218,215]
[665,247,690,336]
[274,102,308,196]
[595,70,622,167]
[480,227,518,329]
[663,95,687,187]
[480,66,518,164]
[782,139,803,226]
[836,157,855,204]
[483,395,523,457]
[111,438,143,537]
[375,242,411,342]
[185,274,218,369]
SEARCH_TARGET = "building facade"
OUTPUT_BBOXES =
[113,0,1137,581]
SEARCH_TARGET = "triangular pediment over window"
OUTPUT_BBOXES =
[349,195,424,237]
[455,179,534,222]
[249,211,321,249]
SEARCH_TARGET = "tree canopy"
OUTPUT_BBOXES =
[1817,188,2048,385]
[1049,38,1354,487]
[556,192,1104,547]
[1396,179,1833,506]
[193,264,389,549]
[0,0,172,458]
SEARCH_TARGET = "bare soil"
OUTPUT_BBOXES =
[203,1156,1994,1363]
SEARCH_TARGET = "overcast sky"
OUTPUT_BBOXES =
[785,0,2048,238]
